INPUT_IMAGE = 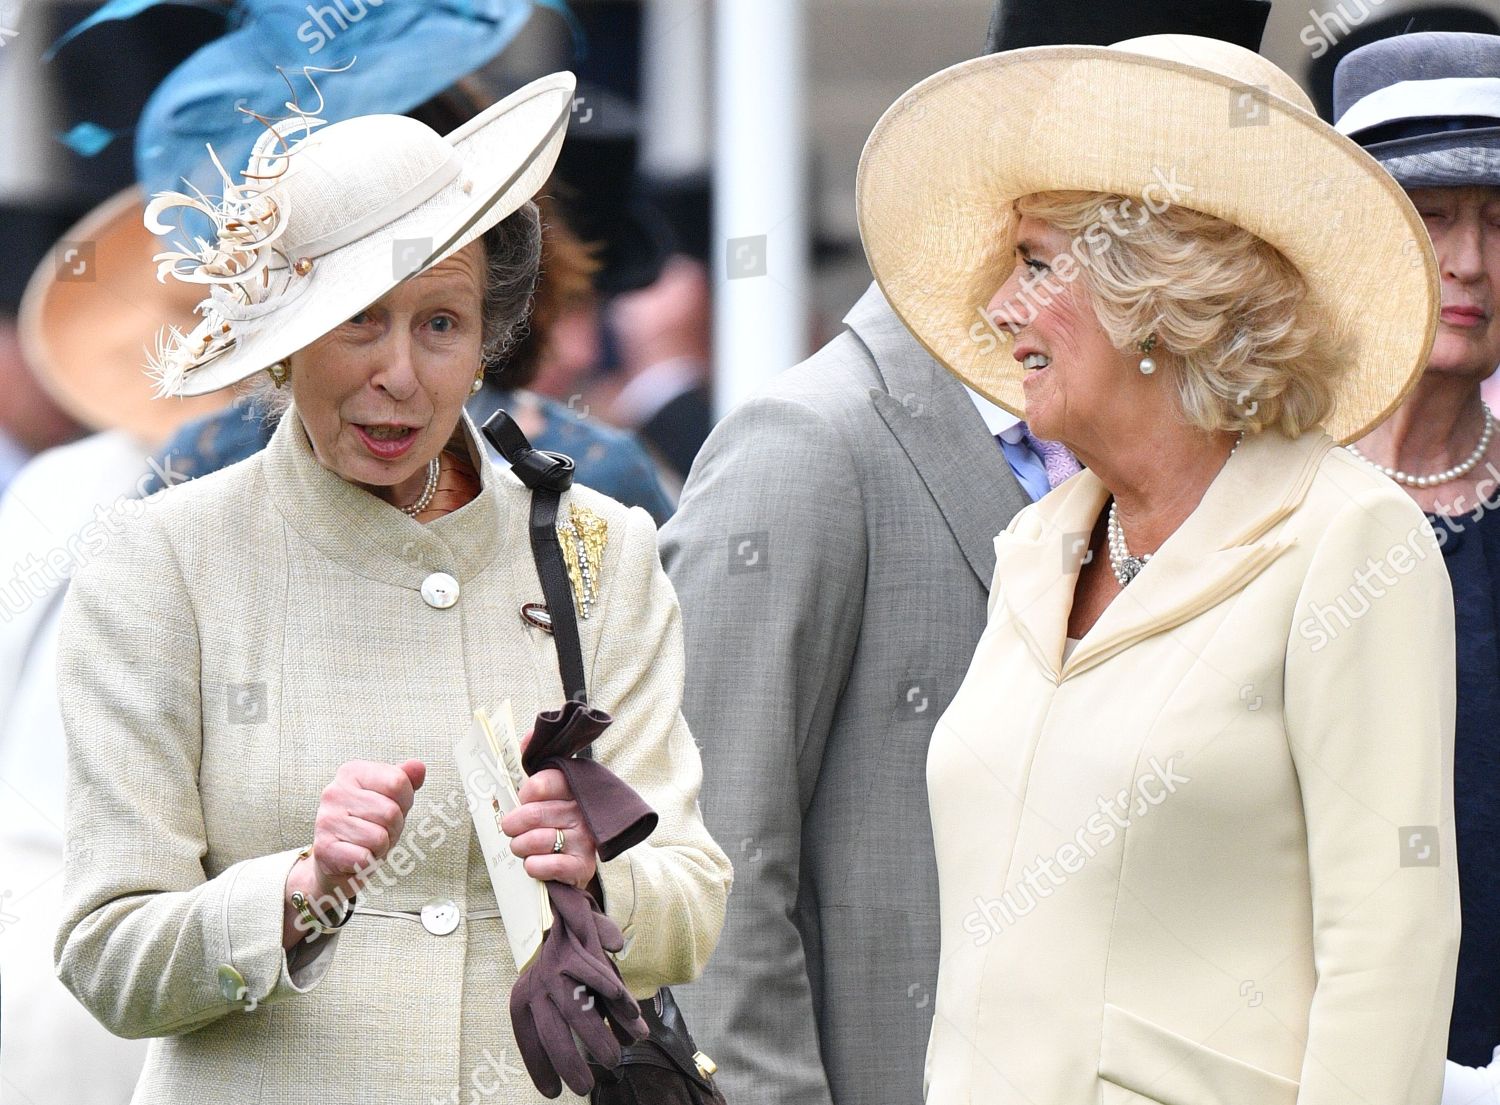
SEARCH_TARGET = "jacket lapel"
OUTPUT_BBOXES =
[996,428,1336,681]
[992,472,1105,678]
[849,284,1028,591]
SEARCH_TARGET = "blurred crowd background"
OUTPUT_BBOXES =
[0,0,1494,500]
[2,0,1499,503]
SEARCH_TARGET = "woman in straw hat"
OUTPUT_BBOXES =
[1332,31,1500,1098]
[52,72,729,1105]
[860,33,1459,1104]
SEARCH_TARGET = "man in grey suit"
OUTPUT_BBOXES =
[663,3,1276,1102]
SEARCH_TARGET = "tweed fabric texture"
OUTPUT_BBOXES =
[54,408,731,1104]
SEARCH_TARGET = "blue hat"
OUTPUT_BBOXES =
[48,0,571,204]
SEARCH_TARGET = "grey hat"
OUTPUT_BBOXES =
[1333,31,1500,188]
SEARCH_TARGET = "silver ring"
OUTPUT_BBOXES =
[552,828,566,854]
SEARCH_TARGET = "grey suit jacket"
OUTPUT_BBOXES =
[661,284,1029,1105]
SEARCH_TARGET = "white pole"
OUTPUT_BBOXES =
[712,0,809,420]
[639,0,710,179]
[0,0,61,203]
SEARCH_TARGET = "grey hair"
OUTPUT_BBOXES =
[245,200,544,420]
[479,199,544,366]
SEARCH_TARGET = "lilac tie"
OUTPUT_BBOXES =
[1020,424,1082,489]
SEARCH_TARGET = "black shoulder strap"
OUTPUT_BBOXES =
[481,409,589,705]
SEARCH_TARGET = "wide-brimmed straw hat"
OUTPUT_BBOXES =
[148,70,575,397]
[1334,31,1500,189]
[857,34,1440,444]
[17,188,231,447]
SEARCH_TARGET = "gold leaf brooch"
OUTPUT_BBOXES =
[558,504,608,619]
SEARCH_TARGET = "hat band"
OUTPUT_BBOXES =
[287,148,465,261]
[1338,77,1500,141]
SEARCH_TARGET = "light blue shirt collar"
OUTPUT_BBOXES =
[965,385,1050,501]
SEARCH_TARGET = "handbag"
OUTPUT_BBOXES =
[483,410,729,1105]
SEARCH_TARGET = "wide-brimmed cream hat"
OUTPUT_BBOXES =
[147,70,576,398]
[856,35,1439,444]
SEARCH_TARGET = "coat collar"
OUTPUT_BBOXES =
[847,283,1029,590]
[996,427,1335,681]
[260,406,509,589]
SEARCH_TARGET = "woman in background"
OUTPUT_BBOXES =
[1335,30,1500,1098]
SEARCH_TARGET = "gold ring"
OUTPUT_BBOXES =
[552,828,566,854]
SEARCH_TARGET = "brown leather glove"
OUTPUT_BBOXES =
[548,880,648,1048]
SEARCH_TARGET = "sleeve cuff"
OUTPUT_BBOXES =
[219,848,342,1007]
[283,931,339,992]
[597,851,638,942]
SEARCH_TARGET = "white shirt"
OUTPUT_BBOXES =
[964,384,1023,441]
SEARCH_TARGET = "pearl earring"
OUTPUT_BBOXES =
[1138,335,1158,375]
[471,374,484,394]
[267,360,289,389]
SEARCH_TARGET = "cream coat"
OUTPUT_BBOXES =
[926,428,1460,1105]
[53,409,731,1104]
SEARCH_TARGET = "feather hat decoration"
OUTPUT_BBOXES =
[137,67,575,397]
[142,66,336,398]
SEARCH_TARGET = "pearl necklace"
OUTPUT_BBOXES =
[1107,431,1244,587]
[400,457,441,517]
[1107,500,1149,586]
[1345,405,1494,488]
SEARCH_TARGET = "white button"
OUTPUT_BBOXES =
[420,899,461,936]
[421,572,460,609]
[216,964,248,1003]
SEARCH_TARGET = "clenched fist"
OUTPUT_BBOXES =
[282,759,425,947]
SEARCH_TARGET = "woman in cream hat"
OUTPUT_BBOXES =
[52,71,730,1105]
[860,34,1458,1104]
[1333,30,1500,1101]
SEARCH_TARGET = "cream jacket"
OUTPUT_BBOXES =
[54,410,731,1104]
[926,428,1460,1105]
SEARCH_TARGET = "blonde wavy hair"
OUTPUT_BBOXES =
[1014,191,1348,438]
